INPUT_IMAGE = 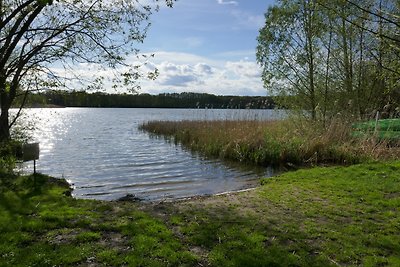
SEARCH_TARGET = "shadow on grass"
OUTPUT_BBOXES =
[0,174,37,211]
[0,174,199,266]
[156,201,333,267]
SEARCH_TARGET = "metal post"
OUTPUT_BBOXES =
[374,111,380,134]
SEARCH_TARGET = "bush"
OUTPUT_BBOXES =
[0,141,21,174]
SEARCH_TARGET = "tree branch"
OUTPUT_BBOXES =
[344,0,400,29]
[0,0,35,31]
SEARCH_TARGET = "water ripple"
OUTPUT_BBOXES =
[19,108,281,200]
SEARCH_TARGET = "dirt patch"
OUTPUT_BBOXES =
[385,192,400,199]
[45,228,79,245]
[99,231,130,251]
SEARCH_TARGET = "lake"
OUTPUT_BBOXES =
[19,108,285,201]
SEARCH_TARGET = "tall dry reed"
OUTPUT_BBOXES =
[140,118,399,167]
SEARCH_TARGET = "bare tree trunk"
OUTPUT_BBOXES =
[0,91,10,142]
[305,0,317,120]
[323,26,333,126]
[341,16,353,94]
[356,24,364,119]
[377,0,386,111]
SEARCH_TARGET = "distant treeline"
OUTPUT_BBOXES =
[17,91,276,109]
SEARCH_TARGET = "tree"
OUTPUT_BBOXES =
[257,0,399,121]
[316,0,399,118]
[257,0,323,120]
[0,0,173,142]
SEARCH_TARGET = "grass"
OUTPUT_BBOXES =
[147,161,400,266]
[0,173,197,266]
[140,119,400,167]
[0,161,399,266]
[1,116,400,266]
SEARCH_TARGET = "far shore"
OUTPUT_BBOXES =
[12,104,66,109]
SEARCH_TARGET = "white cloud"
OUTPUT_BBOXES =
[157,62,198,86]
[217,0,239,6]
[160,74,199,87]
[138,51,265,96]
[50,51,266,96]
[160,62,180,73]
[155,61,215,87]
[225,60,262,78]
[194,63,214,75]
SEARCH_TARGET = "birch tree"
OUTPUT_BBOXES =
[0,0,173,142]
[257,0,323,120]
[257,0,399,121]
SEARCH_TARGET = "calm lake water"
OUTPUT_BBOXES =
[19,108,285,201]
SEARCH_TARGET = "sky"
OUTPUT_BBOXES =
[133,0,276,96]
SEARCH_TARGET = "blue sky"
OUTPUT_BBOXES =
[134,0,276,96]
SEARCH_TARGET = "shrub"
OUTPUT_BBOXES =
[0,141,21,174]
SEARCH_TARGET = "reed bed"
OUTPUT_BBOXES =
[140,118,400,167]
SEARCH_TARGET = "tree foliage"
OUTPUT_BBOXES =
[0,0,173,142]
[257,0,400,122]
[14,90,276,109]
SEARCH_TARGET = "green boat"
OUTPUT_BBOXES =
[352,119,400,141]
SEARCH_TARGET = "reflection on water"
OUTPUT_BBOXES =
[18,108,284,201]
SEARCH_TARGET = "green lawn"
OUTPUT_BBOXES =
[1,162,399,266]
[0,174,196,266]
[155,161,400,266]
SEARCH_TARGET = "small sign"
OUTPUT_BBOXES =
[23,143,40,162]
